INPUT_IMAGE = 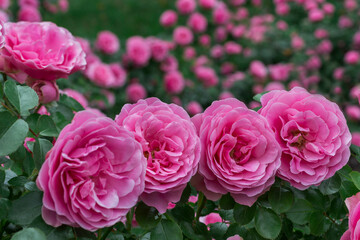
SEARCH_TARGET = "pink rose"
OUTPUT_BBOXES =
[345,51,360,65]
[75,37,91,54]
[63,89,88,109]
[176,0,196,15]
[37,110,146,231]
[149,38,169,62]
[224,41,242,55]
[308,8,324,22]
[0,0,9,9]
[109,63,127,87]
[18,6,41,22]
[195,66,219,87]
[291,35,304,50]
[1,22,86,83]
[126,83,147,103]
[160,10,178,27]
[95,31,120,55]
[27,79,59,104]
[115,98,201,213]
[352,132,360,147]
[191,98,281,206]
[160,55,178,72]
[259,87,352,189]
[341,192,360,240]
[126,36,151,67]
[186,101,203,116]
[213,5,230,25]
[269,63,291,81]
[200,213,222,225]
[85,62,116,88]
[219,91,234,100]
[173,26,193,46]
[164,71,185,94]
[199,0,216,9]
[18,0,39,8]
[199,34,211,47]
[346,105,360,121]
[187,12,207,33]
[249,60,267,80]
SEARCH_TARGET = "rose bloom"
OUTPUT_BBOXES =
[115,98,201,213]
[95,31,120,55]
[0,0,9,9]
[249,60,267,80]
[63,89,88,109]
[213,5,230,25]
[159,10,178,27]
[352,132,360,147]
[269,63,291,81]
[199,0,216,9]
[173,26,193,46]
[18,6,41,22]
[148,38,169,62]
[224,41,242,55]
[195,66,219,87]
[191,98,281,206]
[85,62,116,88]
[176,0,196,14]
[341,192,360,240]
[345,51,360,65]
[186,101,203,116]
[164,71,185,94]
[126,36,151,67]
[126,83,147,103]
[259,87,352,189]
[160,55,178,72]
[27,79,59,104]
[0,21,86,83]
[187,12,207,33]
[37,110,146,231]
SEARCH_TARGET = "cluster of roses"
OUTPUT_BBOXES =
[36,86,351,232]
[157,0,360,144]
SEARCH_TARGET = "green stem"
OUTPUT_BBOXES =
[195,192,207,222]
[1,73,7,82]
[126,207,134,232]
[164,212,176,222]
[72,227,78,240]
[99,227,113,240]
[323,212,337,225]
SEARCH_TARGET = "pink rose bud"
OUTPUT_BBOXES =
[314,28,328,39]
[148,38,169,62]
[173,26,193,46]
[186,101,203,115]
[291,35,305,50]
[308,8,324,22]
[199,0,216,9]
[350,85,360,99]
[345,51,360,65]
[234,8,248,20]
[18,6,41,22]
[160,10,178,27]
[276,3,290,16]
[110,63,127,87]
[276,20,288,30]
[345,0,357,11]
[85,62,116,88]
[1,22,86,83]
[269,63,291,81]
[333,86,342,95]
[27,79,59,104]
[59,0,68,12]
[126,36,151,66]
[115,98,201,213]
[339,16,353,29]
[224,41,242,55]
[259,87,352,190]
[176,0,196,15]
[211,45,224,59]
[333,67,345,81]
[37,110,146,231]
[95,30,120,55]
[187,12,207,33]
[200,213,222,225]
[164,71,185,94]
[126,83,147,103]
[191,98,281,206]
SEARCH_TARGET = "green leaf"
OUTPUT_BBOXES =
[286,199,313,225]
[8,191,43,225]
[268,187,294,214]
[0,112,29,156]
[0,198,10,220]
[224,223,246,239]
[209,222,228,240]
[180,221,209,240]
[60,94,84,112]
[253,91,269,103]
[177,184,191,205]
[255,207,281,239]
[309,211,331,236]
[11,228,46,240]
[350,171,360,190]
[340,180,359,200]
[150,219,182,240]
[219,209,235,222]
[219,193,235,210]
[8,176,28,187]
[319,174,341,195]
[135,202,161,229]
[33,138,53,170]
[171,205,194,223]
[350,144,360,163]
[233,203,256,225]
[37,115,59,137]
[4,80,39,116]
